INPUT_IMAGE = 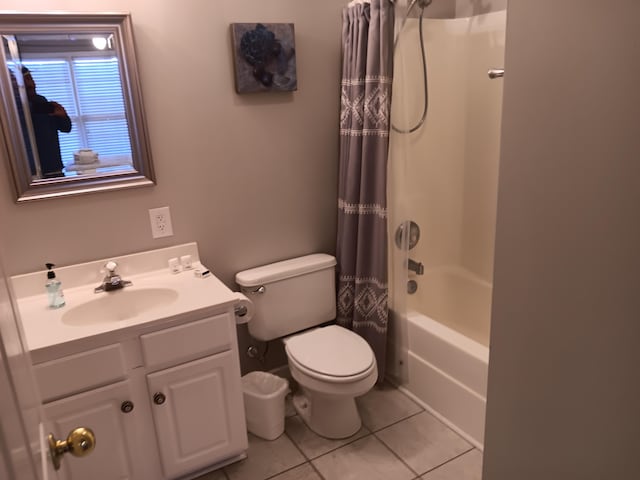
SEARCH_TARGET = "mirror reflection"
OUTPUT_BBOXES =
[0,13,154,202]
[9,33,134,178]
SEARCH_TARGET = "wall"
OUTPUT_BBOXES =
[459,12,504,281]
[0,0,346,371]
[406,0,456,19]
[402,0,506,20]
[484,0,640,478]
[456,0,506,17]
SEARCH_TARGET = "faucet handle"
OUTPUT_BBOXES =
[105,261,118,273]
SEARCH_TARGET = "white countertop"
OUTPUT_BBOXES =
[11,243,241,358]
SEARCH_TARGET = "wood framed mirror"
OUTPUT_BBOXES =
[0,12,154,202]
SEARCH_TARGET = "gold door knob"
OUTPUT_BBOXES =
[48,427,96,471]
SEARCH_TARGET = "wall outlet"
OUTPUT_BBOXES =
[149,206,174,238]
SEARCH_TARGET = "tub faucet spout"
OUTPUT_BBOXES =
[408,258,424,275]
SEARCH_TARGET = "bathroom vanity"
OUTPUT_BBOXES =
[11,243,248,479]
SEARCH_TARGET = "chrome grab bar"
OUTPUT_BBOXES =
[488,68,504,79]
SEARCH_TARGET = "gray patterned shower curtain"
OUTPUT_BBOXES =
[336,0,394,383]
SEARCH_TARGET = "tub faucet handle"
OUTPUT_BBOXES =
[408,258,424,275]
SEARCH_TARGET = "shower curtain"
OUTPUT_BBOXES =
[336,0,394,382]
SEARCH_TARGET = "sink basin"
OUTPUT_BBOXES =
[61,288,179,326]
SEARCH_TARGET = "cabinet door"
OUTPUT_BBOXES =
[44,380,142,480]
[147,351,247,479]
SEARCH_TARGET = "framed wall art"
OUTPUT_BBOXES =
[231,23,297,93]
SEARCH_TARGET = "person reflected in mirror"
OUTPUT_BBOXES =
[8,69,37,175]
[22,66,72,178]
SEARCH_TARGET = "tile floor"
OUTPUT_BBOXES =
[197,382,482,480]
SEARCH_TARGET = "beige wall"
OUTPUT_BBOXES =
[0,0,345,372]
[0,0,344,282]
[456,0,506,17]
[460,12,504,281]
[404,0,506,20]
[408,0,456,19]
[484,0,640,478]
[0,2,344,280]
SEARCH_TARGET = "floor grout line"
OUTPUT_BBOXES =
[261,461,310,480]
[280,428,327,480]
[308,460,327,480]
[303,429,375,461]
[219,379,480,480]
[284,428,312,461]
[273,429,312,479]
[364,407,425,434]
[419,446,476,477]
[390,378,479,449]
[370,429,421,478]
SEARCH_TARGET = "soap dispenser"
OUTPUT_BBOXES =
[45,263,65,309]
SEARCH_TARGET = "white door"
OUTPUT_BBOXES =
[0,256,94,478]
[0,256,56,479]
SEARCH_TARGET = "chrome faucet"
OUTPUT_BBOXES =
[408,258,424,275]
[94,261,132,293]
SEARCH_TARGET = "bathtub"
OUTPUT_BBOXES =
[393,267,490,449]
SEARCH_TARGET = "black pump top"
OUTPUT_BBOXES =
[46,263,56,280]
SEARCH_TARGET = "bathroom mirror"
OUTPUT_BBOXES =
[0,12,154,202]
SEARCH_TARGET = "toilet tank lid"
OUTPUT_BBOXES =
[236,254,336,286]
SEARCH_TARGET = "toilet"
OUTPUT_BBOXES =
[236,254,377,439]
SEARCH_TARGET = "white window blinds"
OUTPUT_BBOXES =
[23,56,132,168]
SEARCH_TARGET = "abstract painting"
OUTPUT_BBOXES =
[231,23,297,93]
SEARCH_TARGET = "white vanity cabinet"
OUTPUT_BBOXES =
[32,309,248,480]
[43,380,145,480]
[140,312,247,479]
[147,351,245,478]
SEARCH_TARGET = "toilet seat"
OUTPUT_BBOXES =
[285,325,375,383]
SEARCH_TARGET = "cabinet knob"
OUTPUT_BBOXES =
[121,400,134,413]
[153,392,166,405]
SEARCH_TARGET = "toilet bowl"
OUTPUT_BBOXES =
[284,325,377,439]
[235,254,377,439]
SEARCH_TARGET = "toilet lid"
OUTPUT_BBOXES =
[285,325,374,378]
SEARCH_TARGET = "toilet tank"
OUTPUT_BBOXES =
[235,254,337,341]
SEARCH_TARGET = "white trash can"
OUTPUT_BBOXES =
[241,371,290,440]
